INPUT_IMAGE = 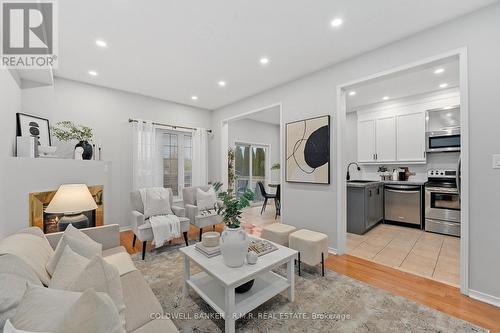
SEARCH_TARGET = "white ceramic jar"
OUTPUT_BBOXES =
[220,226,249,268]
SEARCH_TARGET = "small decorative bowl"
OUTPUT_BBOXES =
[38,145,57,156]
[201,231,220,247]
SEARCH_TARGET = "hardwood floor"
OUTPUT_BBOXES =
[121,207,500,332]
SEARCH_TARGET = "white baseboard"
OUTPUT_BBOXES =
[328,247,338,255]
[119,226,131,232]
[469,289,500,308]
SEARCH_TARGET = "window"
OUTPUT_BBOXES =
[234,143,268,201]
[162,131,192,197]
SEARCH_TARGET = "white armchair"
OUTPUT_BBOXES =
[130,188,190,259]
[182,186,223,242]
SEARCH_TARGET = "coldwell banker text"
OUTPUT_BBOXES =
[1,0,57,69]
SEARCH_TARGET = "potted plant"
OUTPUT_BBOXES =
[213,183,254,292]
[206,184,254,260]
[51,121,94,160]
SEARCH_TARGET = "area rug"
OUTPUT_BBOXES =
[132,245,486,333]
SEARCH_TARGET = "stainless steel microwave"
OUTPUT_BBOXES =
[426,128,461,153]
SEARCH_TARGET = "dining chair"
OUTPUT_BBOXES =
[257,181,276,214]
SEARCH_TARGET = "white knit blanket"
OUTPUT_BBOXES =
[138,187,181,248]
[149,215,181,248]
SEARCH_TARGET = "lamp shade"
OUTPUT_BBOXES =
[45,184,98,214]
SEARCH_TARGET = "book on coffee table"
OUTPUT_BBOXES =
[195,242,221,258]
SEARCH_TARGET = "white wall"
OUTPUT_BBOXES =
[210,4,500,300]
[228,118,280,182]
[0,69,21,157]
[19,78,212,229]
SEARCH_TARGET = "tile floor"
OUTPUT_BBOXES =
[348,224,460,286]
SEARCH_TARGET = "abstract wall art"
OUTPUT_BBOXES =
[286,115,330,184]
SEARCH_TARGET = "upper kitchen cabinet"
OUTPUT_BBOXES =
[375,116,396,162]
[397,112,426,162]
[355,90,460,164]
[357,119,376,162]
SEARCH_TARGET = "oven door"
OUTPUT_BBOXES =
[426,131,461,153]
[425,187,460,222]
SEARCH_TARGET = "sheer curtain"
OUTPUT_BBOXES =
[192,128,208,186]
[132,120,162,190]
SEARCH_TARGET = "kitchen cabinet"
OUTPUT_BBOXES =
[347,182,384,235]
[397,112,426,162]
[375,116,396,161]
[357,111,425,164]
[357,119,376,162]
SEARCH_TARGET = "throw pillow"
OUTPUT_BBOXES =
[3,319,42,333]
[139,187,173,219]
[56,289,124,333]
[10,285,81,331]
[196,187,217,211]
[48,246,89,290]
[0,254,43,331]
[66,256,126,329]
[9,286,124,333]
[46,232,102,276]
[0,228,54,285]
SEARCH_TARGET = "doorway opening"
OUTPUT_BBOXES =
[336,49,469,293]
[221,103,283,235]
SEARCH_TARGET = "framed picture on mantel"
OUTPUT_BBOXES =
[285,115,330,184]
[16,113,52,146]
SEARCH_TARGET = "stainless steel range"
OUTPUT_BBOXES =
[425,167,461,237]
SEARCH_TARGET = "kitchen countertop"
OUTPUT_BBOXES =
[347,179,426,188]
[383,180,427,186]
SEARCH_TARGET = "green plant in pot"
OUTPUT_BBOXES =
[51,121,94,160]
[210,182,255,292]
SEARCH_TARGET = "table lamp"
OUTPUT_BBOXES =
[45,184,98,231]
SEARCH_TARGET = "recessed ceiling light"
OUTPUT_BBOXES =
[259,57,269,65]
[443,106,454,110]
[191,95,198,101]
[434,68,445,74]
[330,18,343,28]
[439,83,448,88]
[218,80,226,87]
[88,70,98,76]
[382,96,389,101]
[95,40,107,48]
[348,91,356,96]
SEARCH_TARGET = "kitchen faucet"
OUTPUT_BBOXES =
[346,162,361,181]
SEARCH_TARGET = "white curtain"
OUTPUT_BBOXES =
[192,128,208,186]
[132,120,162,190]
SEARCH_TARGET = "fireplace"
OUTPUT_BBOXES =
[29,185,104,234]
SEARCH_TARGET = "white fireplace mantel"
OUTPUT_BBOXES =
[0,157,112,238]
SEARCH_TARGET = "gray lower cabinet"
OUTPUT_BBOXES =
[347,183,384,235]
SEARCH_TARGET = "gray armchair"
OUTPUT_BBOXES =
[182,186,223,242]
[130,188,190,260]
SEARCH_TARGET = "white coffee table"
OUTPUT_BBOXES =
[180,239,297,333]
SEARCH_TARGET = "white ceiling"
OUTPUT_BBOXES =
[55,0,497,110]
[346,57,460,111]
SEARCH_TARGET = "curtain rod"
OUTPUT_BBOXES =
[128,118,212,133]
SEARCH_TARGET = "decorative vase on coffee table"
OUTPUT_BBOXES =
[220,226,249,268]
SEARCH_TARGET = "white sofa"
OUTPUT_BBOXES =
[0,225,178,333]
